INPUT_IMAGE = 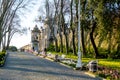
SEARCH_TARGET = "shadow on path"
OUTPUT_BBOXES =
[0,52,99,80]
[4,66,95,79]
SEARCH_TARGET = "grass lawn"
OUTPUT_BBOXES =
[48,51,120,79]
[48,51,120,71]
[82,58,120,71]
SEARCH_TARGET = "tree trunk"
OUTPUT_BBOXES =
[107,32,112,58]
[54,36,58,52]
[81,0,87,57]
[2,34,6,50]
[6,31,11,50]
[62,17,69,54]
[70,0,77,56]
[59,33,63,53]
[53,0,59,52]
[59,0,64,53]
[90,21,99,58]
[98,37,104,48]
[65,34,69,54]
[61,13,69,54]
[0,35,2,49]
[116,43,120,58]
[72,30,77,56]
[81,26,86,56]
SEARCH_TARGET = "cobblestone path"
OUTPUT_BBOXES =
[0,52,99,80]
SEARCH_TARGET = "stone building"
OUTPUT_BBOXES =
[31,25,40,51]
[39,24,50,51]
[31,24,52,51]
[31,21,58,52]
[20,44,31,52]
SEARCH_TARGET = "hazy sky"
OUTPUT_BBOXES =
[10,0,44,49]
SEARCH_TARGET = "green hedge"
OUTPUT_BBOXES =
[47,44,55,51]
[0,51,6,61]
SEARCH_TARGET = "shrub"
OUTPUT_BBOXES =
[68,48,73,53]
[2,49,6,53]
[63,46,66,53]
[109,50,120,59]
[0,51,5,61]
[47,44,55,51]
[98,47,108,58]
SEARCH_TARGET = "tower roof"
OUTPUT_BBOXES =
[32,25,40,32]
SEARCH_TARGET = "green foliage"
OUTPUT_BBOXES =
[49,51,120,71]
[0,51,6,65]
[108,50,120,59]
[97,47,108,58]
[0,60,4,65]
[0,51,5,61]
[68,48,73,53]
[46,0,120,59]
[85,47,120,59]
[85,47,95,58]
[98,72,111,79]
[63,46,66,53]
[2,49,6,53]
[49,50,120,72]
[47,44,55,52]
[98,73,106,78]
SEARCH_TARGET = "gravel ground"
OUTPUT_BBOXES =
[0,52,100,80]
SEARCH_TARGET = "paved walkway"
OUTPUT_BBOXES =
[0,52,99,80]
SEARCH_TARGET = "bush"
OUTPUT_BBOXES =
[98,47,108,58]
[85,48,94,58]
[68,48,73,53]
[2,49,6,53]
[86,47,109,58]
[0,51,5,61]
[108,50,120,59]
[63,46,66,53]
[47,44,55,51]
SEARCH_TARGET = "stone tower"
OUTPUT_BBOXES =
[31,25,40,52]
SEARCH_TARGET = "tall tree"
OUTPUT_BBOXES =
[0,0,35,50]
[94,0,120,58]
[84,0,100,58]
[81,0,87,56]
[70,0,77,56]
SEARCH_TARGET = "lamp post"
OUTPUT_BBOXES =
[76,0,82,68]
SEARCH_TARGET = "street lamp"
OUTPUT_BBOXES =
[76,0,82,69]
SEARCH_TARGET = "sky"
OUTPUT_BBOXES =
[10,0,45,49]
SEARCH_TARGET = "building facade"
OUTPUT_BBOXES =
[31,25,40,51]
[31,21,58,52]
